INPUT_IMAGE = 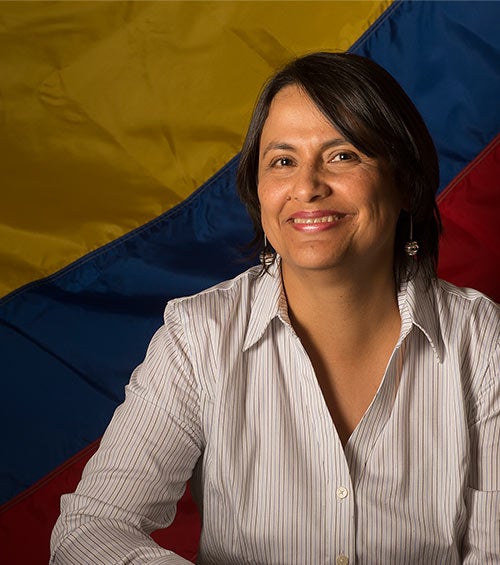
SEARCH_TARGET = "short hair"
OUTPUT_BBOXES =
[236,51,442,288]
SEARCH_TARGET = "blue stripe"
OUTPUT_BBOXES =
[350,0,500,192]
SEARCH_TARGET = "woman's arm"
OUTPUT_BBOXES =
[463,342,500,563]
[50,304,203,564]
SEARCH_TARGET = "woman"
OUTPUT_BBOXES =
[51,53,499,564]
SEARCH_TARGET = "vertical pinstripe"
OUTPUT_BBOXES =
[51,262,500,564]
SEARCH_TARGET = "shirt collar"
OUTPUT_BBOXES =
[243,259,285,351]
[243,260,444,363]
[398,274,444,363]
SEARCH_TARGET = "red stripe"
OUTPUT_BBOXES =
[2,135,498,563]
[437,134,500,302]
[0,442,99,565]
[0,441,200,564]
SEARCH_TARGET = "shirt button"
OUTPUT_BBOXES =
[336,486,348,499]
[336,555,349,565]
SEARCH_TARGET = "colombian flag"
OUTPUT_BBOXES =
[1,2,499,563]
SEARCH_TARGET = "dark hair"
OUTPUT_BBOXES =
[236,52,442,288]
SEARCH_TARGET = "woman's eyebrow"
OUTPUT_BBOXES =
[320,138,349,151]
[261,142,295,158]
[261,138,348,158]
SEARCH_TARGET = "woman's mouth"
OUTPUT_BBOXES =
[291,214,344,224]
[286,211,349,232]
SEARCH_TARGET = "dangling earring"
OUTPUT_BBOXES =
[259,234,274,267]
[404,215,419,257]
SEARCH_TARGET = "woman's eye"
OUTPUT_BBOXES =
[332,152,355,162]
[271,157,294,167]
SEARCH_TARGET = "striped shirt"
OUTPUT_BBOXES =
[51,261,500,564]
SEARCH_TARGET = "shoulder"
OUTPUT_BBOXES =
[435,279,499,328]
[166,264,263,323]
[433,278,500,359]
[159,265,272,397]
[161,264,271,359]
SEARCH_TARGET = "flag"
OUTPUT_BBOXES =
[1,1,499,563]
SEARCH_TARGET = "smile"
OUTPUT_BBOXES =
[291,214,344,224]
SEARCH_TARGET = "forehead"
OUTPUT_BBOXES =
[261,85,339,143]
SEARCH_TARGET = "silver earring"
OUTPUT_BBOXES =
[259,234,274,267]
[404,216,419,257]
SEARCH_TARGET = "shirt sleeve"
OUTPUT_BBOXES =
[50,302,203,564]
[463,342,500,563]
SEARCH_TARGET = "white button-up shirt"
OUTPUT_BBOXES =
[51,262,500,564]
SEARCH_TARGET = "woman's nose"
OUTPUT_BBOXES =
[291,165,331,202]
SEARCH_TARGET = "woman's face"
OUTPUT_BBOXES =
[257,84,402,281]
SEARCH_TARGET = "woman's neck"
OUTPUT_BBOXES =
[281,262,400,347]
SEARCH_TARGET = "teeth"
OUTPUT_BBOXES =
[292,215,342,224]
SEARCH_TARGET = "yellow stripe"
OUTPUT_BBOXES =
[0,0,390,297]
